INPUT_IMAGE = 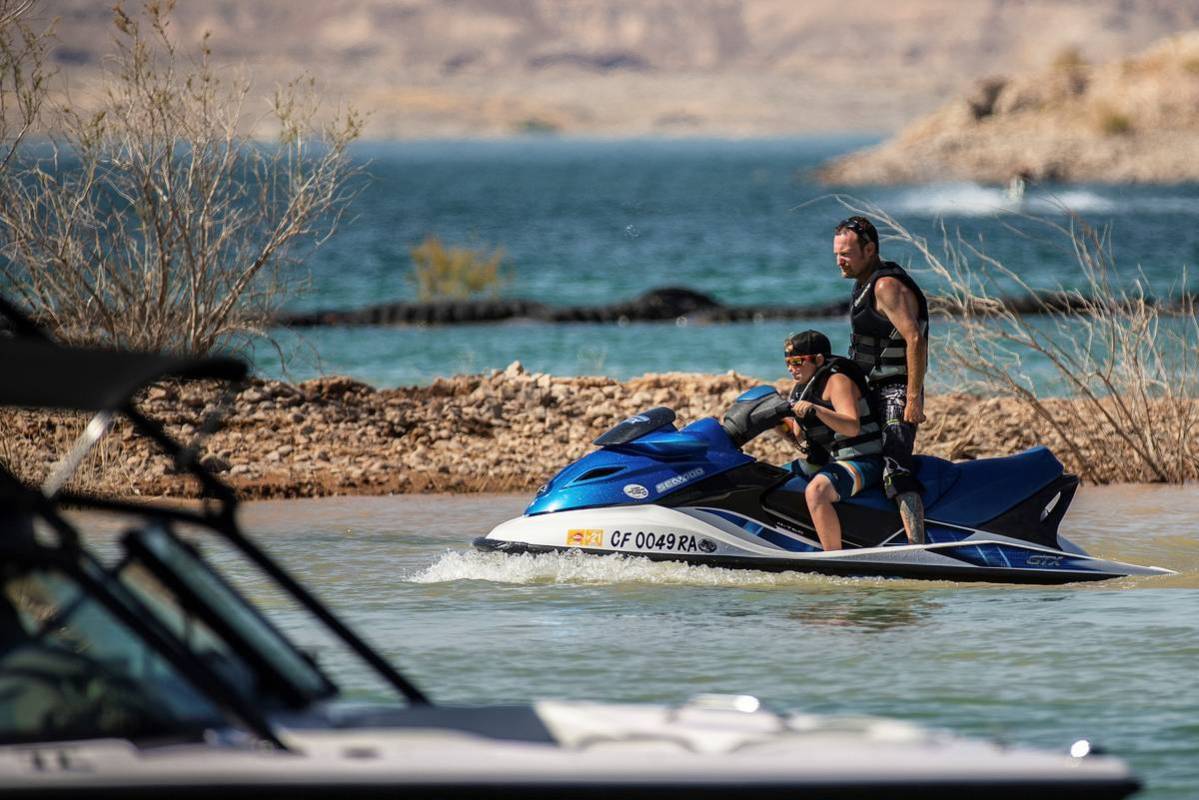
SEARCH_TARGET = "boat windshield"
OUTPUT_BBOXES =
[0,561,225,745]
[118,522,336,707]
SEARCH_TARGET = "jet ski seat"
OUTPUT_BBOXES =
[919,446,1067,527]
[771,455,960,516]
[776,447,1067,527]
[841,455,960,513]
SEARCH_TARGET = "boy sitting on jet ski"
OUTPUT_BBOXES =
[779,330,885,551]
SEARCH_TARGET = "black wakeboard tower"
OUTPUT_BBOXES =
[0,296,430,750]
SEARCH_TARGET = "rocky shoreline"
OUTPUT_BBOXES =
[1,363,1192,501]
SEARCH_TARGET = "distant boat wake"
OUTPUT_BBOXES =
[889,181,1199,217]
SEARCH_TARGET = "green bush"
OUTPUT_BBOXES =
[516,117,560,135]
[409,236,508,301]
[1052,45,1087,72]
[1097,107,1134,136]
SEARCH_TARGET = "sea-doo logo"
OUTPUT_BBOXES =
[654,468,705,494]
[1027,554,1064,567]
[623,484,649,499]
[623,414,650,425]
[698,538,717,553]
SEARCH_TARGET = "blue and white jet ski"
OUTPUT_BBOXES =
[476,386,1174,584]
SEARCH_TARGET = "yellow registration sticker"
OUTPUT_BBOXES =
[566,529,604,547]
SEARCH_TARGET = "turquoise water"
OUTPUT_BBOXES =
[255,137,1199,388]
[71,469,1199,798]
[168,485,1197,799]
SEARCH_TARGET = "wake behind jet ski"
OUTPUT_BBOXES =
[476,386,1174,584]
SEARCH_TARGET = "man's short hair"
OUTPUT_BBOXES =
[835,216,879,251]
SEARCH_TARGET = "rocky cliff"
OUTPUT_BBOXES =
[818,31,1199,183]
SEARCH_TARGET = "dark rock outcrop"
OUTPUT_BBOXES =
[275,286,1196,328]
[274,287,850,327]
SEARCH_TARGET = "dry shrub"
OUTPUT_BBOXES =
[1052,45,1088,73]
[0,1,48,171]
[409,235,508,301]
[1093,104,1134,136]
[0,1,363,356]
[837,198,1199,484]
[1050,45,1090,96]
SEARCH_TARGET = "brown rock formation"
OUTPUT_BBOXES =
[818,32,1199,184]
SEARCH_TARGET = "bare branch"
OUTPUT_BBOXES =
[0,1,363,360]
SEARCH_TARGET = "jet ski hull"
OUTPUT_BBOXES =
[476,393,1175,585]
[475,504,1173,584]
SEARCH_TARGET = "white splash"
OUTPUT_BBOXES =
[1024,190,1116,214]
[891,182,1016,217]
[889,182,1118,217]
[408,548,848,588]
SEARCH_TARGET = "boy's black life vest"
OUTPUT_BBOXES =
[788,356,883,462]
[849,261,929,386]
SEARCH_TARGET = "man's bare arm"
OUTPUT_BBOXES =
[874,277,927,424]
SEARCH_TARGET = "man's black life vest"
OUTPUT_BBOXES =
[788,356,882,462]
[849,261,929,386]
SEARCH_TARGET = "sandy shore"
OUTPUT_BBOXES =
[1,362,1191,501]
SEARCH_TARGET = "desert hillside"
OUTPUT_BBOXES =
[818,31,1199,183]
[35,0,1199,136]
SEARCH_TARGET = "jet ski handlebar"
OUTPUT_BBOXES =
[720,387,797,448]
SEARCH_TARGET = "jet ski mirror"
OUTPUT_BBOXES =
[720,387,794,448]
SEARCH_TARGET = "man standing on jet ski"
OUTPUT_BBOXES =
[781,330,884,551]
[834,216,930,545]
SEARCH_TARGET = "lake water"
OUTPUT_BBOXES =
[58,137,1199,796]
[106,484,1197,800]
[253,137,1199,389]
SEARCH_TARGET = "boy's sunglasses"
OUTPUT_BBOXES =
[785,355,819,366]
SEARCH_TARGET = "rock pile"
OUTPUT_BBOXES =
[2,362,1193,500]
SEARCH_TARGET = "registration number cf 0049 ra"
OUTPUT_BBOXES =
[609,530,708,553]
